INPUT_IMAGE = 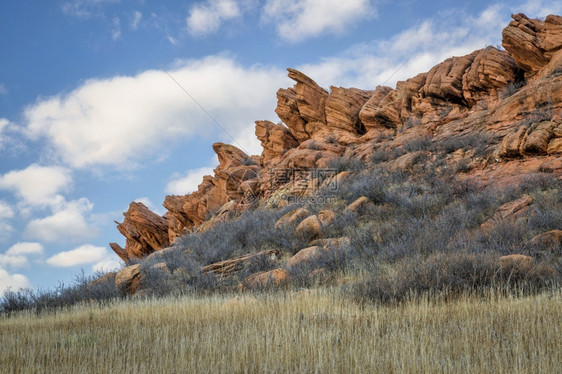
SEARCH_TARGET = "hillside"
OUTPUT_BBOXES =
[2,13,561,309]
[93,13,561,298]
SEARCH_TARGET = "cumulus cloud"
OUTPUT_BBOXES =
[6,242,44,256]
[0,243,44,270]
[23,198,97,242]
[262,0,375,43]
[0,254,27,269]
[187,0,244,36]
[0,164,72,208]
[0,83,7,95]
[0,268,30,294]
[23,56,285,169]
[46,244,107,267]
[166,166,215,195]
[296,4,510,89]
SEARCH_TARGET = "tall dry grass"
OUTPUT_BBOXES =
[1,288,561,373]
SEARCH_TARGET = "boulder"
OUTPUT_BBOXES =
[295,215,322,239]
[346,196,373,215]
[287,239,350,271]
[88,272,116,288]
[317,210,336,227]
[286,246,325,270]
[239,268,290,290]
[530,230,562,249]
[274,208,311,229]
[115,264,141,294]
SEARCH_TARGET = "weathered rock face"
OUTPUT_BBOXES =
[502,14,562,75]
[111,13,562,265]
[255,120,299,166]
[109,202,170,263]
[275,69,329,142]
[325,87,373,134]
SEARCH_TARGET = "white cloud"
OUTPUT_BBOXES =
[46,244,107,267]
[23,198,97,242]
[92,257,122,272]
[23,56,285,169]
[187,0,243,36]
[295,5,510,89]
[112,16,121,40]
[0,254,27,269]
[0,243,44,270]
[0,268,30,294]
[166,166,215,195]
[131,11,142,30]
[0,83,7,95]
[0,201,14,220]
[262,0,375,43]
[6,242,44,256]
[0,164,72,208]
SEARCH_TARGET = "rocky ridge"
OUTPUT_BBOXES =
[109,14,562,290]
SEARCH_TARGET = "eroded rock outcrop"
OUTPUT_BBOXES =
[110,202,170,263]
[111,13,562,265]
[502,14,562,75]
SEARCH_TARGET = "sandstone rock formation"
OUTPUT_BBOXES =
[502,14,562,75]
[110,13,562,265]
[110,202,170,263]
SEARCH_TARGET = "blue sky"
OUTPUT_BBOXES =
[0,0,561,293]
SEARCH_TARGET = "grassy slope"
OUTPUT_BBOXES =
[1,289,561,373]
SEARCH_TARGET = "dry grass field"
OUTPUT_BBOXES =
[1,288,561,373]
